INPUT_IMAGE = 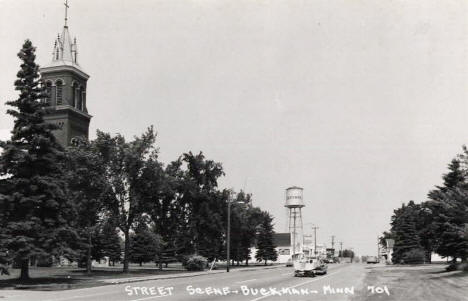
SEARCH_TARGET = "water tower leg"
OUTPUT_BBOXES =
[298,208,303,253]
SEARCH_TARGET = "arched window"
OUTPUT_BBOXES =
[45,81,52,105]
[56,79,63,105]
[82,90,86,111]
[72,82,79,108]
[77,86,83,111]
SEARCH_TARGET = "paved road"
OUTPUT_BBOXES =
[1,264,368,301]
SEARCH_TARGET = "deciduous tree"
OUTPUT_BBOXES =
[93,126,161,272]
[66,137,108,273]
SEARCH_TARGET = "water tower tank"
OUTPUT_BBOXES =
[285,186,304,208]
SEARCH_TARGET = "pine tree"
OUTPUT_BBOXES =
[428,157,468,262]
[432,187,468,262]
[0,40,76,280]
[130,223,162,266]
[97,221,122,266]
[242,205,263,265]
[255,212,278,265]
[391,202,424,264]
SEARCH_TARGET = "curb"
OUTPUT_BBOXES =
[103,265,284,285]
[235,265,284,272]
[103,270,225,284]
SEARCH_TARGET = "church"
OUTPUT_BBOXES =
[41,1,91,147]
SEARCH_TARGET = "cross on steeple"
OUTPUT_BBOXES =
[64,0,69,27]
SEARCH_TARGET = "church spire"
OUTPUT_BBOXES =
[64,0,69,27]
[51,0,79,66]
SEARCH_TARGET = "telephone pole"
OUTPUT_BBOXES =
[331,235,335,251]
[339,241,343,258]
[377,236,380,259]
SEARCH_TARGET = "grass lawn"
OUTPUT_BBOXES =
[352,263,468,301]
[0,264,193,291]
[0,262,279,291]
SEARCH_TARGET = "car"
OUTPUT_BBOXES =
[286,258,293,267]
[366,256,379,264]
[313,258,328,275]
[294,256,328,277]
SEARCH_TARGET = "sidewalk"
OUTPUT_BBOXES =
[102,264,285,284]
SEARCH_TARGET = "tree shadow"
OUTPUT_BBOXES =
[0,277,79,290]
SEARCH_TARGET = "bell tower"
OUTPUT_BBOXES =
[40,0,91,146]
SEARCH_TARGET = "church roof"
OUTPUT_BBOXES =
[43,26,81,70]
[42,1,85,74]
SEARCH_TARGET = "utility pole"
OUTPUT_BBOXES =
[377,236,380,259]
[311,226,319,255]
[331,235,335,254]
[227,198,231,272]
[339,241,343,258]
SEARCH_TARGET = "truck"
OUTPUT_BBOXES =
[366,256,379,264]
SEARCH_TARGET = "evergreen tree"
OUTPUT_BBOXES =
[242,205,264,265]
[129,223,162,266]
[0,40,76,280]
[97,221,122,266]
[428,159,465,201]
[391,201,424,264]
[255,212,278,265]
[431,187,468,262]
[228,192,262,266]
[428,157,468,262]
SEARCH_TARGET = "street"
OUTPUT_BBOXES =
[0,264,368,301]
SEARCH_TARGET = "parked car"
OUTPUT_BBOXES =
[366,256,379,264]
[286,257,293,267]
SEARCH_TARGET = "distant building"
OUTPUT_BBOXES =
[381,239,394,263]
[250,233,292,264]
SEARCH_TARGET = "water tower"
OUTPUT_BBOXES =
[285,186,305,257]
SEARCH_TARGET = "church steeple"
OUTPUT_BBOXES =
[51,0,79,66]
[40,0,92,147]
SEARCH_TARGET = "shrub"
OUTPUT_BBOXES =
[183,255,207,271]
[402,249,426,264]
[177,254,190,267]
[446,262,468,272]
[446,262,458,271]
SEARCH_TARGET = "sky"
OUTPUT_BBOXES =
[0,0,467,256]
